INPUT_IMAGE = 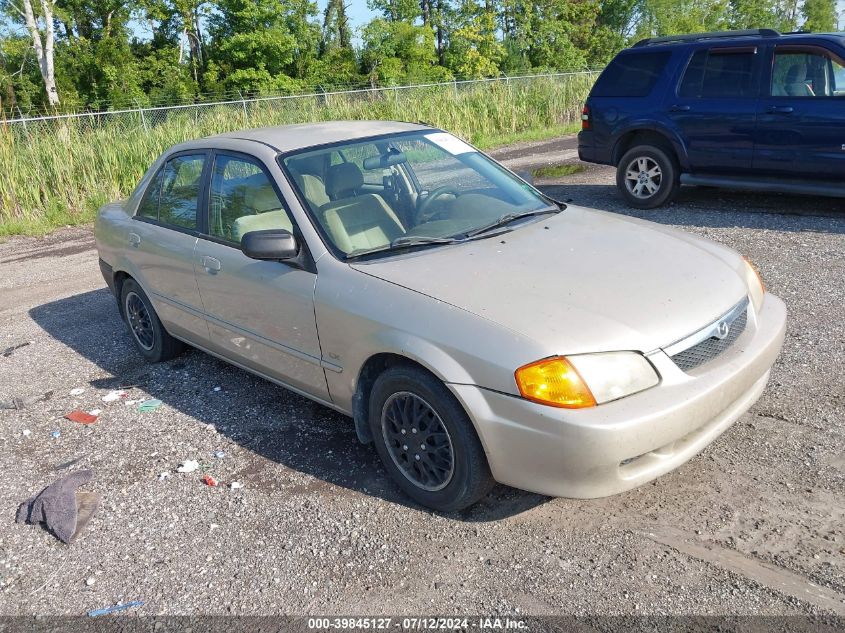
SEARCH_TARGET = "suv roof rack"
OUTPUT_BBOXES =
[633,29,781,47]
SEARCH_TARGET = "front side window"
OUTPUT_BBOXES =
[209,155,294,243]
[771,48,845,97]
[282,131,554,258]
[679,48,756,98]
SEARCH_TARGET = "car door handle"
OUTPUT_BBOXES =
[766,106,794,114]
[201,256,222,273]
[669,104,691,112]
[128,232,141,247]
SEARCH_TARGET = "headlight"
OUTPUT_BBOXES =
[514,352,659,408]
[742,256,766,312]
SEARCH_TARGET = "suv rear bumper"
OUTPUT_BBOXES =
[577,130,610,165]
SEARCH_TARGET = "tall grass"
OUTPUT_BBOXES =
[0,74,595,236]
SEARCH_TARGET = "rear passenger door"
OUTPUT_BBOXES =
[753,44,845,179]
[194,151,329,401]
[667,46,762,174]
[129,151,210,342]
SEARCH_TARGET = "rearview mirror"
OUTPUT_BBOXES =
[241,229,298,261]
[363,149,407,170]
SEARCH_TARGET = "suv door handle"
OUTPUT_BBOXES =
[201,256,222,273]
[669,104,691,112]
[767,105,794,114]
[128,232,141,247]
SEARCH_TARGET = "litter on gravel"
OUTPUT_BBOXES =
[87,600,144,617]
[176,460,199,473]
[22,429,31,437]
[0,391,54,410]
[69,387,85,396]
[158,472,170,480]
[64,410,98,425]
[101,389,127,403]
[2,341,30,357]
[202,474,219,487]
[213,450,225,459]
[138,399,162,413]
[51,430,61,439]
[230,481,244,490]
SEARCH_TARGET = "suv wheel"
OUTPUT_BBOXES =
[616,145,680,209]
[120,278,184,362]
[368,365,494,512]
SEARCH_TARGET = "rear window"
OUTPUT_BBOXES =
[591,51,671,97]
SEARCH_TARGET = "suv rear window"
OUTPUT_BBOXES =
[591,51,670,97]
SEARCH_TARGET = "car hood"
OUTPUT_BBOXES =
[350,206,749,355]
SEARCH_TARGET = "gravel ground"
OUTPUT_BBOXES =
[0,140,843,617]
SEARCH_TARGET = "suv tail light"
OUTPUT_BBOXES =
[581,105,591,130]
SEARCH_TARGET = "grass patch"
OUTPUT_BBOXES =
[0,73,596,237]
[473,123,580,150]
[532,163,586,179]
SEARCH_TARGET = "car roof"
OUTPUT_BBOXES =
[206,120,433,153]
[630,29,845,52]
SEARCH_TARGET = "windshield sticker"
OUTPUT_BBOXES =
[424,132,476,156]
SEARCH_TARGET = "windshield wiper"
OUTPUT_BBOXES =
[346,235,462,260]
[463,206,561,239]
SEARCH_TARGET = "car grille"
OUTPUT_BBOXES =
[669,301,749,373]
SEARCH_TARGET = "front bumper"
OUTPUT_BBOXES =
[449,294,787,499]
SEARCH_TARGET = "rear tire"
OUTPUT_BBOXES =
[120,278,184,363]
[616,144,680,209]
[368,365,494,512]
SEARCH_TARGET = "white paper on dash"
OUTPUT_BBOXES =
[424,132,476,156]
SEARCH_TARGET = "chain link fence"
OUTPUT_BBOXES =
[0,71,600,139]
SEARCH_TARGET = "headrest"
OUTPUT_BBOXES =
[325,163,364,200]
[785,63,807,83]
[289,154,324,177]
[245,184,281,213]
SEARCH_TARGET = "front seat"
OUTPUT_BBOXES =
[784,63,814,96]
[318,163,405,254]
[231,184,293,243]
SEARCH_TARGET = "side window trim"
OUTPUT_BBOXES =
[768,44,845,99]
[132,149,211,237]
[202,149,300,249]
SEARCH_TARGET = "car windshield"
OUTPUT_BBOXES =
[281,131,557,258]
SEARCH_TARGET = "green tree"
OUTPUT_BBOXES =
[209,0,319,94]
[361,17,452,85]
[445,0,504,78]
[801,0,837,31]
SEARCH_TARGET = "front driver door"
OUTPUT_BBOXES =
[754,44,845,179]
[193,151,329,401]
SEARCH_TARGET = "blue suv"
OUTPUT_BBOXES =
[578,29,845,208]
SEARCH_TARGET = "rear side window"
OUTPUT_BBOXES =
[591,52,671,97]
[135,153,206,230]
[679,48,756,98]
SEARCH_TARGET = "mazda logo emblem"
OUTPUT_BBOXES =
[715,321,730,339]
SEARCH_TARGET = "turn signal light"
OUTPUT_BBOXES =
[514,357,597,409]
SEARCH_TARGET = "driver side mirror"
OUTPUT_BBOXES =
[241,229,299,261]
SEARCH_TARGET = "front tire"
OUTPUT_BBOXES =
[616,144,680,209]
[369,365,494,512]
[120,278,184,363]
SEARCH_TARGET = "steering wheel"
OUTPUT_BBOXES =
[416,186,459,223]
